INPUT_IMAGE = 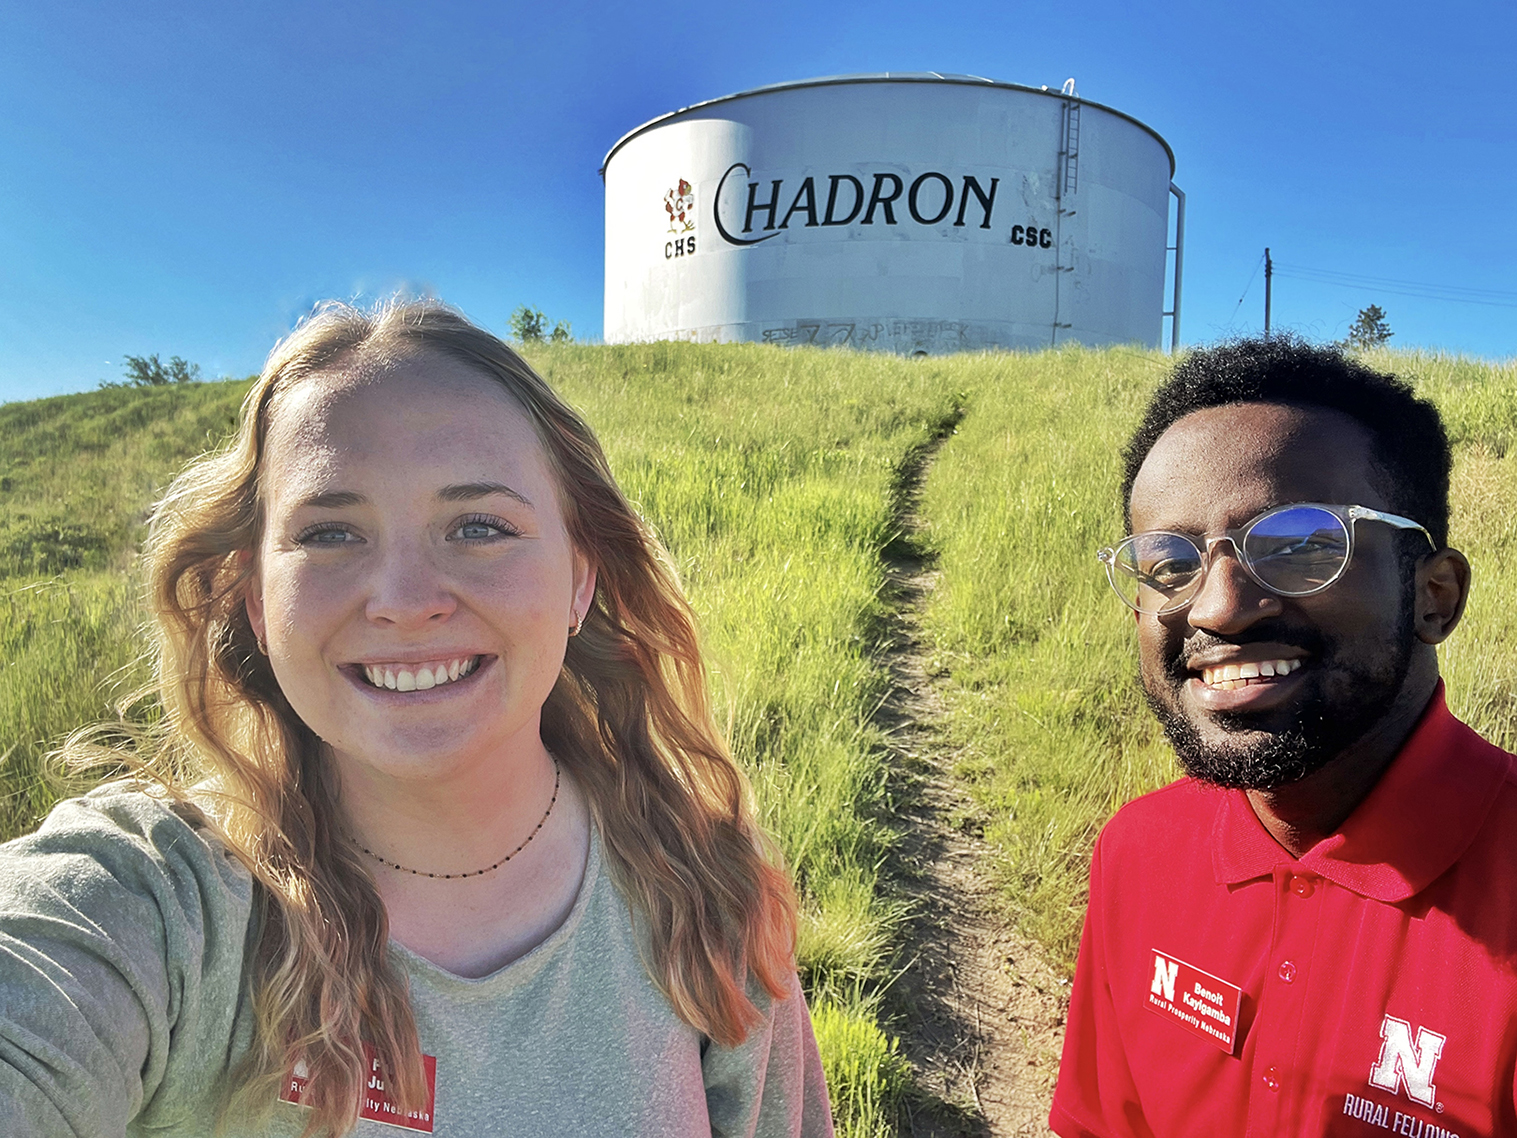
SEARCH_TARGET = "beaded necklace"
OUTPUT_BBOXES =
[357,757,560,880]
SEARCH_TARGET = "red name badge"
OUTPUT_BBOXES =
[282,1044,438,1133]
[1144,949,1244,1054]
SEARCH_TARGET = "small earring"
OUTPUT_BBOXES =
[569,608,583,637]
[256,633,268,656]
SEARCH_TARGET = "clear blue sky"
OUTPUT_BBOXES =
[2,0,1513,402]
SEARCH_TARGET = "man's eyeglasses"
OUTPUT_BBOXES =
[1097,503,1435,616]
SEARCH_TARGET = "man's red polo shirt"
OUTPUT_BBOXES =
[1051,686,1517,1138]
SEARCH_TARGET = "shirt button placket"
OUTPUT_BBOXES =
[1247,869,1323,1136]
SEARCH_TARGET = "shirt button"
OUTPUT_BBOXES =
[1289,875,1315,897]
[1278,960,1297,983]
[1263,1066,1281,1092]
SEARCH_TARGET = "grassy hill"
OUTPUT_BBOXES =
[2,342,1515,1134]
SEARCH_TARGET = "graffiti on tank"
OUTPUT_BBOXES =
[890,320,972,353]
[757,319,978,354]
[761,323,871,346]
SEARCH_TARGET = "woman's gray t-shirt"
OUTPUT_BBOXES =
[0,784,832,1137]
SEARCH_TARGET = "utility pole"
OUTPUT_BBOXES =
[1264,247,1273,339]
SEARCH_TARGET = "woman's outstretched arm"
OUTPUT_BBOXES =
[0,785,253,1137]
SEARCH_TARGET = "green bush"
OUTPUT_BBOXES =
[0,516,113,576]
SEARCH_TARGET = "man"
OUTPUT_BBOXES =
[1050,337,1517,1137]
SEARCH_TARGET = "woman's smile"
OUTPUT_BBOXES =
[354,654,484,692]
[340,652,492,696]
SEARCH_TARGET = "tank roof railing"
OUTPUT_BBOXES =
[600,72,1175,178]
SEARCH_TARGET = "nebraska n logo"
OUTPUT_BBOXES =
[1150,954,1178,1002]
[1367,1015,1446,1107]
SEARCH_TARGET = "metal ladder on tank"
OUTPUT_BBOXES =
[1052,83,1080,346]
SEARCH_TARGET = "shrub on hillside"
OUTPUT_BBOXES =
[509,306,572,344]
[99,354,203,389]
[0,516,113,577]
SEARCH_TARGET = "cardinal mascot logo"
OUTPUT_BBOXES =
[664,178,695,233]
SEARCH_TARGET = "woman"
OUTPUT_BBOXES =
[0,301,832,1136]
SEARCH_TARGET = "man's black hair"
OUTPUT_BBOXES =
[1121,335,1452,548]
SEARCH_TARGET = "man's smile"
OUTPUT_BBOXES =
[1198,657,1302,690]
[1185,659,1310,713]
[1175,639,1318,716]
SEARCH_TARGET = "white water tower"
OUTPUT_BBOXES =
[602,73,1184,354]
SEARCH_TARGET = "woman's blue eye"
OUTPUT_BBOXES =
[451,516,515,541]
[300,527,358,545]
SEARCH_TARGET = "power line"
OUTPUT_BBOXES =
[1273,262,1517,310]
[1224,252,1266,331]
[1275,263,1517,300]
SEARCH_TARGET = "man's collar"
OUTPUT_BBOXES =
[1211,682,1513,901]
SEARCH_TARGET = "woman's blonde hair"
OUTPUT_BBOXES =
[141,300,797,1135]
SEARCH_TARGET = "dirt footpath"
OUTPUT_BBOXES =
[876,429,1067,1137]
[887,715,1067,1136]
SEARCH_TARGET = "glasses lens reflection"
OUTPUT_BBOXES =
[1113,533,1204,612]
[1243,507,1350,594]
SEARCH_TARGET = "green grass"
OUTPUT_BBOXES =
[4,341,1516,1134]
[0,383,250,833]
[0,575,156,833]
[810,997,912,1138]
[0,383,247,576]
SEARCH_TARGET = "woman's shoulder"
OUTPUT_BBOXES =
[1,779,255,921]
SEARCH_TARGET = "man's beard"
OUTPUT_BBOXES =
[1144,590,1418,791]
